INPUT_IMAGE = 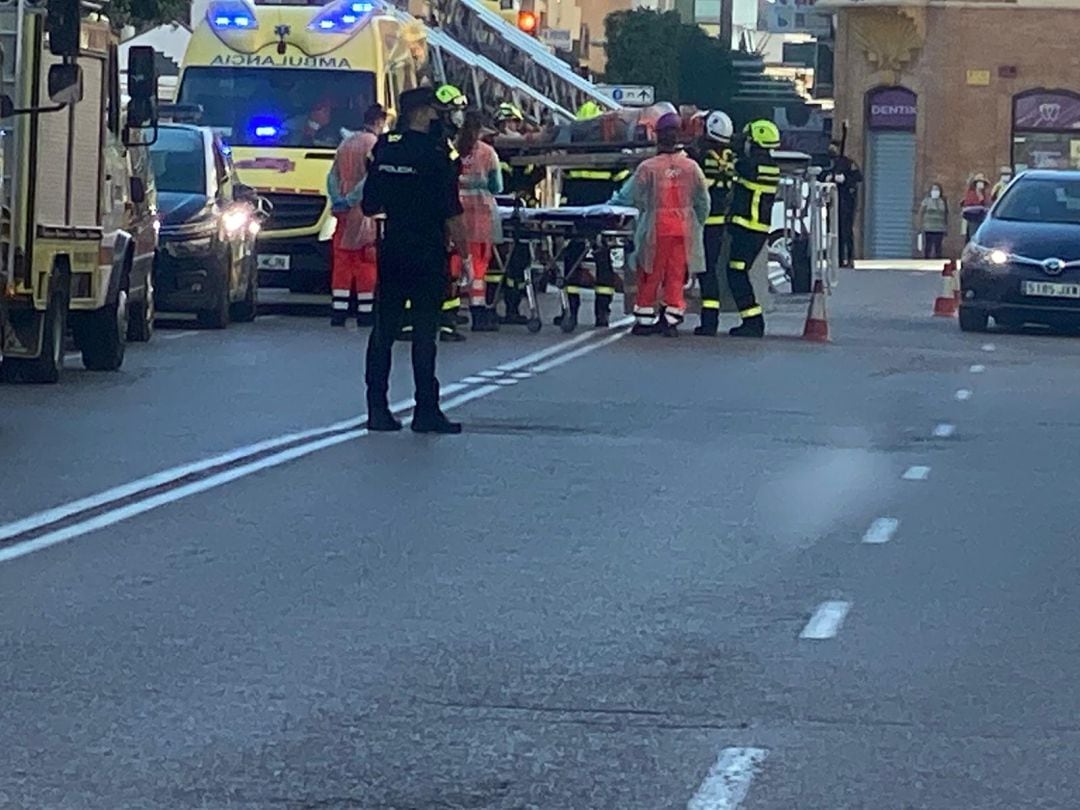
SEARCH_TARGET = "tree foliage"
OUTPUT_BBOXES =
[103,0,189,31]
[603,8,740,114]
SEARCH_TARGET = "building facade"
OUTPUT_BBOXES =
[827,0,1080,258]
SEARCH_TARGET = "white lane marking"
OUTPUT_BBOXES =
[955,389,972,401]
[530,330,627,373]
[932,423,956,438]
[0,331,629,563]
[687,747,768,810]
[495,315,633,372]
[969,364,985,373]
[510,371,534,379]
[902,465,931,481]
[799,601,851,640]
[478,370,504,378]
[461,376,487,384]
[981,343,995,352]
[494,378,519,386]
[863,517,899,545]
[159,330,199,341]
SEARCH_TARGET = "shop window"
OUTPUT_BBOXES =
[1012,89,1080,170]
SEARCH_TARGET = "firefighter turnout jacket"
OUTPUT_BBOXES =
[700,147,735,226]
[729,152,780,233]
[563,167,632,206]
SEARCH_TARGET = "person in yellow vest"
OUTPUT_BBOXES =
[692,110,735,336]
[726,119,781,338]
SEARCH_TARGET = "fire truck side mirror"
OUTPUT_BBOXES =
[125,46,158,128]
[47,63,83,106]
[46,0,81,58]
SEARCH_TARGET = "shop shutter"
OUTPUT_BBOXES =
[866,130,916,259]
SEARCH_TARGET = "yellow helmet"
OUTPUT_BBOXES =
[743,119,781,149]
[435,84,467,109]
[576,100,603,120]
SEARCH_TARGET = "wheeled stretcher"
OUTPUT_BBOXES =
[496,204,638,333]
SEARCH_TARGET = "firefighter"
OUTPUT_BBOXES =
[692,110,735,336]
[610,112,709,337]
[726,118,781,338]
[362,86,471,435]
[327,104,385,327]
[493,102,542,325]
[557,101,630,330]
[452,110,503,332]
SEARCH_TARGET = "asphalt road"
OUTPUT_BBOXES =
[3,271,1080,808]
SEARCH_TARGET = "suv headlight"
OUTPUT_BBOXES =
[963,242,1010,269]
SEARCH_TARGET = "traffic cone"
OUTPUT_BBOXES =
[803,279,830,343]
[933,260,959,317]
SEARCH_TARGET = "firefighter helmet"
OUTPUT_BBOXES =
[495,102,524,122]
[576,100,603,120]
[743,118,781,149]
[435,84,467,109]
[705,110,734,143]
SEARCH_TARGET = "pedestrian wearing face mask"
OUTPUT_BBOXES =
[961,172,992,244]
[918,184,949,259]
[990,166,1013,202]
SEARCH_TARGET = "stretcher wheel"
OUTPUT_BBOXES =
[559,311,577,334]
[527,317,542,334]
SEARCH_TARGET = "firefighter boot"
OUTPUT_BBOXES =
[501,288,528,325]
[694,309,719,336]
[553,294,581,330]
[331,312,347,327]
[594,295,611,328]
[356,311,375,328]
[470,306,499,332]
[729,315,765,338]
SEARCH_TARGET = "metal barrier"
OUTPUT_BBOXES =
[808,175,840,291]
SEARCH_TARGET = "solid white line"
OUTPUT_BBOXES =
[862,517,899,545]
[530,330,628,373]
[969,364,985,373]
[955,389,972,401]
[0,385,503,565]
[799,600,851,640]
[932,423,955,438]
[159,330,199,341]
[981,343,996,352]
[495,315,634,372]
[686,747,768,810]
[902,465,931,481]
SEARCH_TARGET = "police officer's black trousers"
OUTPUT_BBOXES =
[696,224,725,334]
[365,257,445,417]
[838,202,856,267]
[727,225,766,321]
[564,240,615,322]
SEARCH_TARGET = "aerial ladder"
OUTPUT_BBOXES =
[417,0,618,120]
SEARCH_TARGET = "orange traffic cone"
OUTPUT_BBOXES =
[933,261,959,317]
[803,279,830,343]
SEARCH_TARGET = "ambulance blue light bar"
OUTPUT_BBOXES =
[209,0,259,29]
[308,0,376,31]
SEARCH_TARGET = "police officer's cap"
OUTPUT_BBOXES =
[399,86,438,118]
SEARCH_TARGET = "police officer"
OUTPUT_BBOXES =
[726,119,781,338]
[361,86,471,434]
[693,110,735,337]
[558,103,629,330]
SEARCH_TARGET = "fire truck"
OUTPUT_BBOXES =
[0,0,159,383]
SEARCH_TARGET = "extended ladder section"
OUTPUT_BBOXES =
[385,7,571,123]
[424,0,617,120]
[0,4,23,281]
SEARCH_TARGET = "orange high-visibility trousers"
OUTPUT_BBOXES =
[450,242,492,307]
[633,235,688,326]
[331,214,377,317]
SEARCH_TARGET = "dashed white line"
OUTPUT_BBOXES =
[461,376,487,384]
[478,370,504,378]
[494,378,519,386]
[902,465,931,481]
[981,343,996,352]
[799,601,851,640]
[932,423,956,438]
[969,364,985,373]
[687,747,769,810]
[510,371,534,379]
[955,389,972,401]
[862,517,899,545]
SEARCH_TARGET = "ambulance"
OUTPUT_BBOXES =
[176,0,423,292]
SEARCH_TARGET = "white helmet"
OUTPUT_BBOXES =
[705,110,734,143]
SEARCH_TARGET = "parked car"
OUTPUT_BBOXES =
[960,169,1080,332]
[149,124,260,327]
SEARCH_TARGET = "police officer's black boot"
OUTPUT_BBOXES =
[694,309,719,336]
[729,315,765,338]
[594,295,612,328]
[366,400,403,432]
[470,306,499,332]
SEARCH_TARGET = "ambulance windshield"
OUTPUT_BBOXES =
[178,67,377,148]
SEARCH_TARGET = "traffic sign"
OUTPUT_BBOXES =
[595,84,655,107]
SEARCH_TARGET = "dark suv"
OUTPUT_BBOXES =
[150,124,260,328]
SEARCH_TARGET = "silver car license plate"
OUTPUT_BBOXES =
[1023,280,1080,298]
